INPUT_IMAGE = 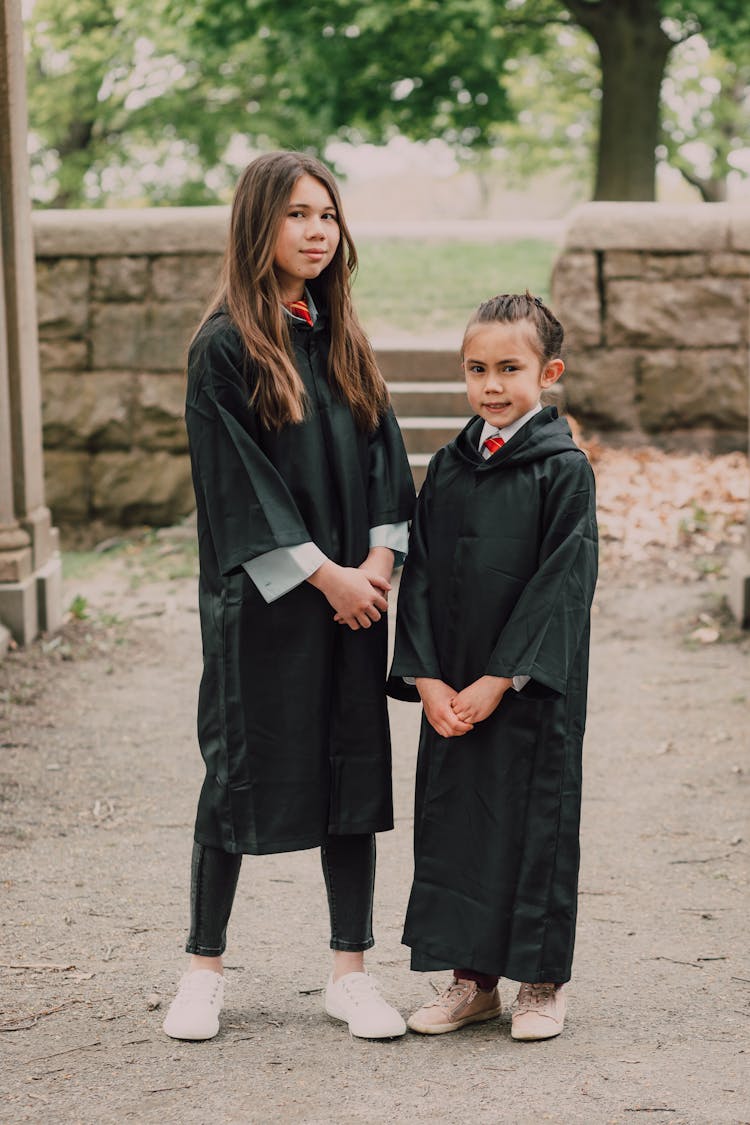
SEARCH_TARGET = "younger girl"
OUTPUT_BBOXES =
[163,151,415,1041]
[390,293,598,1041]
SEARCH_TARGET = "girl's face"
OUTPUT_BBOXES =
[273,174,341,301]
[462,320,564,429]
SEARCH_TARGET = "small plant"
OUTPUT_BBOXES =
[679,503,711,537]
[68,594,89,620]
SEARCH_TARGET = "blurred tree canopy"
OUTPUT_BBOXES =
[26,0,750,207]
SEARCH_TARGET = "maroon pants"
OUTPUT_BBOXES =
[454,968,498,991]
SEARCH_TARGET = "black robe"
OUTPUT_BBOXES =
[185,307,415,855]
[389,407,598,983]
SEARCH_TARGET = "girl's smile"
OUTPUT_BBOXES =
[462,321,564,428]
[273,173,340,301]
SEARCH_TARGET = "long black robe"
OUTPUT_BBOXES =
[389,407,598,983]
[185,307,415,855]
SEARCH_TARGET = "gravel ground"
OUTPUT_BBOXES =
[1,534,748,1125]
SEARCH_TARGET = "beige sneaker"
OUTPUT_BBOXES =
[407,977,502,1035]
[511,982,566,1041]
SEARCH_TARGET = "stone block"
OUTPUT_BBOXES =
[708,253,750,277]
[134,373,189,451]
[638,349,749,431]
[0,545,32,582]
[152,255,221,302]
[42,371,134,449]
[728,210,750,251]
[603,252,642,279]
[563,202,730,251]
[603,251,706,280]
[38,339,89,371]
[90,303,145,368]
[33,206,230,257]
[43,451,92,519]
[91,302,201,370]
[563,349,641,430]
[643,254,706,278]
[551,252,601,348]
[606,278,748,348]
[93,256,149,301]
[35,258,90,338]
[0,575,39,646]
[91,451,194,525]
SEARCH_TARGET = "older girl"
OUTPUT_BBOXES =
[163,151,415,1041]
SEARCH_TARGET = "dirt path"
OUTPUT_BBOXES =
[1,534,749,1125]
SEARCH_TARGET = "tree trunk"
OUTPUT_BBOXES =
[566,0,673,201]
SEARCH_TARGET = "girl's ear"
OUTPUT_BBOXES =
[541,358,564,387]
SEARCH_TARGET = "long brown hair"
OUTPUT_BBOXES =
[200,151,389,431]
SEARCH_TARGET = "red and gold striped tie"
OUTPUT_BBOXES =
[483,434,505,456]
[285,299,313,327]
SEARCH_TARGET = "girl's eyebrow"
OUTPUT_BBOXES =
[288,200,337,212]
[464,355,522,365]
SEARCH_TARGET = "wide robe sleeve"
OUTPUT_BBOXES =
[388,462,442,699]
[186,330,313,578]
[367,405,417,529]
[484,452,598,695]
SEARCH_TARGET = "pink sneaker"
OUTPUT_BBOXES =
[511,982,566,1041]
[407,978,501,1035]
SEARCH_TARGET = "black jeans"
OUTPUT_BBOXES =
[186,834,376,957]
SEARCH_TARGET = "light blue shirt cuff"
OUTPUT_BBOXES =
[243,542,327,604]
[405,675,529,690]
[369,522,409,569]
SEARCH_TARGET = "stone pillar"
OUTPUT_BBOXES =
[0,0,61,645]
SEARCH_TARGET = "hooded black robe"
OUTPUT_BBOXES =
[185,308,415,855]
[389,407,598,983]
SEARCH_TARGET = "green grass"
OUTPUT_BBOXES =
[352,238,557,338]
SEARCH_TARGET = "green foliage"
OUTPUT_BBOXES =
[24,0,750,207]
[67,594,89,620]
[27,0,268,206]
[660,36,750,200]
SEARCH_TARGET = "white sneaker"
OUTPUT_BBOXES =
[511,982,566,1041]
[162,970,225,1040]
[324,971,406,1039]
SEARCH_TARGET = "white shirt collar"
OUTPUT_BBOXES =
[282,286,318,325]
[478,403,543,451]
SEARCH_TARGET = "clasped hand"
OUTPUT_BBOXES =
[416,675,513,738]
[308,557,391,630]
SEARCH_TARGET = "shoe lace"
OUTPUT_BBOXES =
[342,973,389,1008]
[430,980,473,1011]
[516,982,555,1012]
[174,972,222,1006]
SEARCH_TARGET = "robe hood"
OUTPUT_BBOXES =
[451,406,580,470]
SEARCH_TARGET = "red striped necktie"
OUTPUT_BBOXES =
[482,434,505,456]
[285,298,313,327]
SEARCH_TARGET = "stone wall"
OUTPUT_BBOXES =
[34,208,229,528]
[34,204,750,530]
[551,203,750,450]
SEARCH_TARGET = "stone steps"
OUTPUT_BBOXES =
[388,380,468,417]
[375,345,460,383]
[375,346,466,486]
[398,415,469,453]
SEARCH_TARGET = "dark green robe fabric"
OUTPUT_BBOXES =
[389,407,598,982]
[185,307,415,855]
